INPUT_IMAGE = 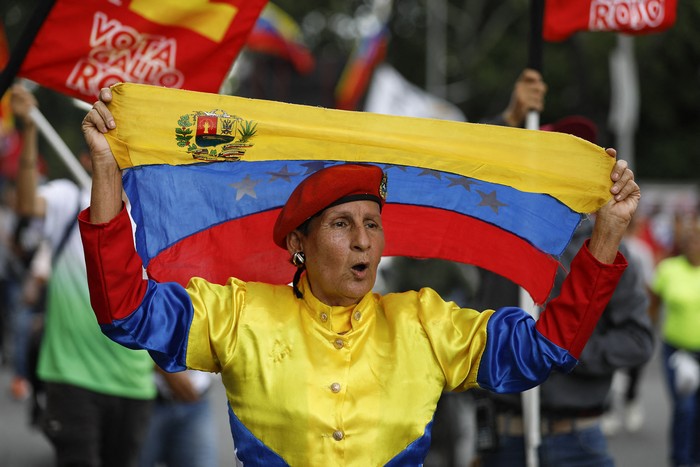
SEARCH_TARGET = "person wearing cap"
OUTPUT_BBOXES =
[78,88,640,466]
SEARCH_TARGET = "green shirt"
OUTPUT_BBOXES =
[37,180,155,399]
[652,255,700,351]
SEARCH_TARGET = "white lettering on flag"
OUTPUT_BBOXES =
[66,12,184,97]
[589,0,666,32]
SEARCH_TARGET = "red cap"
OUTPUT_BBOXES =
[541,115,598,144]
[273,164,387,248]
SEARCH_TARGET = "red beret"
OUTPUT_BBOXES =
[273,164,387,248]
[540,115,598,144]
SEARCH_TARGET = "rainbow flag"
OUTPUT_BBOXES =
[334,27,388,110]
[246,3,315,74]
[106,83,614,304]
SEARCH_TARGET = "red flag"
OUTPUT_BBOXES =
[14,0,267,102]
[0,23,9,71]
[544,0,677,42]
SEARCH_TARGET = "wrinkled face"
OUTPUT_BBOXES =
[289,200,385,307]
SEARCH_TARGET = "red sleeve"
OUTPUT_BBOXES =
[535,239,627,359]
[78,205,148,325]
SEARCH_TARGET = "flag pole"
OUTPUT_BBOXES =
[521,1,545,466]
[29,106,91,190]
[426,0,447,99]
[608,34,638,170]
[525,0,544,131]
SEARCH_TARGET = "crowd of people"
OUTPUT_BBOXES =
[0,69,696,467]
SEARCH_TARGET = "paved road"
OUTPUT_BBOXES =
[0,348,670,467]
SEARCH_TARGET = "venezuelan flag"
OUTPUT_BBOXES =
[107,83,614,304]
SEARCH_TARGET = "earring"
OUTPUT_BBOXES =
[292,251,305,267]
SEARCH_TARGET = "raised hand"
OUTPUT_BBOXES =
[589,148,641,263]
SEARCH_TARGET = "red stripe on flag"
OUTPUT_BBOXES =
[383,205,558,304]
[146,204,558,304]
[146,209,294,287]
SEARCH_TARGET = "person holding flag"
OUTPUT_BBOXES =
[78,87,639,466]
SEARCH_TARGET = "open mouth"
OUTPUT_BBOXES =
[352,263,369,272]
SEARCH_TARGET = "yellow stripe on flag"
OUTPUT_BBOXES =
[106,82,614,213]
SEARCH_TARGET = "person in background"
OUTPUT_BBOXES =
[475,116,654,467]
[0,137,45,403]
[11,83,156,467]
[601,212,657,436]
[139,369,219,467]
[7,212,45,403]
[21,239,51,426]
[649,214,700,467]
[0,182,19,373]
[483,68,547,128]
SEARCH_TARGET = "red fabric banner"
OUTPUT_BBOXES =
[17,0,267,102]
[544,0,677,42]
[0,23,9,71]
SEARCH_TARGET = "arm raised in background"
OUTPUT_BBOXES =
[501,68,548,127]
[11,84,46,218]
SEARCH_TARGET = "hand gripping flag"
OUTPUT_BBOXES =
[544,0,677,42]
[3,0,267,102]
[105,83,614,305]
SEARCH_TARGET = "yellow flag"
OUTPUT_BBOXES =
[106,82,613,213]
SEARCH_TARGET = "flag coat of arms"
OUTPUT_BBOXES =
[105,83,615,305]
[14,0,267,102]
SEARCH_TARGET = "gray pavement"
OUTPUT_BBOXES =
[0,347,670,467]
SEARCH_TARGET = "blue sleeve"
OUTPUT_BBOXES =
[476,307,578,393]
[100,280,194,372]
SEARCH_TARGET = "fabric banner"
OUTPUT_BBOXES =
[0,23,9,70]
[107,83,614,304]
[544,0,677,42]
[334,26,389,111]
[364,64,466,122]
[15,0,267,102]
